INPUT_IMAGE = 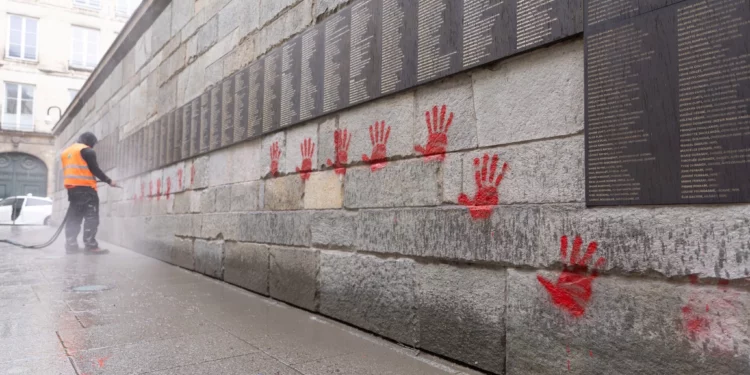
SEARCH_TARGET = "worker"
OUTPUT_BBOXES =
[60,132,116,254]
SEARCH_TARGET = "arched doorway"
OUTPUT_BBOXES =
[0,153,48,198]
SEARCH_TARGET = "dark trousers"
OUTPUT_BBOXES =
[66,187,100,250]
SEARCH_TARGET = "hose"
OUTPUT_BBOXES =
[0,207,70,249]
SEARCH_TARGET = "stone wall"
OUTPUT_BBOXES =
[52,0,750,373]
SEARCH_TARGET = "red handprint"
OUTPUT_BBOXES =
[166,177,172,200]
[362,121,390,171]
[415,104,453,161]
[177,168,184,190]
[270,141,281,177]
[296,138,315,181]
[190,164,196,186]
[457,153,509,220]
[680,277,742,354]
[537,235,606,318]
[327,129,351,175]
[156,179,162,201]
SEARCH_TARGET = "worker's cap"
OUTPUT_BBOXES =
[77,132,98,147]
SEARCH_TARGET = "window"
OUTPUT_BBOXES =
[116,0,141,17]
[0,198,15,206]
[26,198,51,206]
[3,83,35,131]
[7,15,38,61]
[73,0,101,10]
[70,26,99,70]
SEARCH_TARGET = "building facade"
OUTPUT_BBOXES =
[0,0,137,198]
[51,0,750,374]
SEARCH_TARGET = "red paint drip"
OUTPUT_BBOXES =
[270,141,281,177]
[327,129,351,175]
[415,104,453,161]
[689,274,700,284]
[362,121,390,171]
[166,178,172,199]
[296,138,315,181]
[537,235,605,317]
[190,164,196,185]
[177,169,184,190]
[156,179,162,201]
[457,154,509,220]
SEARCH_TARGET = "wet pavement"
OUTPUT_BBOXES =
[0,226,480,375]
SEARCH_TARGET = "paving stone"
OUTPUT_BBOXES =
[319,251,418,345]
[473,39,583,147]
[264,175,304,210]
[230,181,262,212]
[304,171,343,209]
[506,268,750,375]
[338,91,415,162]
[171,237,195,270]
[343,159,440,208]
[418,264,506,374]
[224,242,269,295]
[239,211,311,246]
[311,210,356,248]
[460,136,584,205]
[414,74,477,154]
[270,246,319,311]
[194,239,224,279]
[284,121,318,175]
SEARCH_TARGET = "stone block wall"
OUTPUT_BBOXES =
[51,0,750,373]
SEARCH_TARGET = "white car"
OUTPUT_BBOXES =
[0,195,53,225]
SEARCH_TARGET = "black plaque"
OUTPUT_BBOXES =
[210,84,222,150]
[349,0,382,105]
[160,115,169,166]
[191,96,201,157]
[300,26,324,121]
[174,107,183,162]
[148,124,156,171]
[234,68,249,141]
[182,101,192,158]
[280,36,302,128]
[247,60,265,138]
[323,8,351,113]
[380,0,418,95]
[200,92,211,153]
[416,0,462,83]
[585,0,750,205]
[155,119,163,169]
[263,51,281,134]
[222,75,235,146]
[462,0,515,69]
[166,110,175,164]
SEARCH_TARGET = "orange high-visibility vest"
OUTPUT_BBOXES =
[61,143,97,190]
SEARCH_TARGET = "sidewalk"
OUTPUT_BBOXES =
[0,226,480,375]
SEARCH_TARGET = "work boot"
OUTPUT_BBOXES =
[65,246,82,254]
[84,247,110,255]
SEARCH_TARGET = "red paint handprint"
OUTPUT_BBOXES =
[156,179,162,201]
[190,164,196,186]
[166,177,172,199]
[362,121,391,171]
[415,104,453,161]
[457,153,509,220]
[296,138,315,181]
[537,235,606,318]
[177,168,184,190]
[327,129,351,175]
[680,277,743,354]
[270,141,281,177]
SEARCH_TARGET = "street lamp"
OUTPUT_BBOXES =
[45,106,63,130]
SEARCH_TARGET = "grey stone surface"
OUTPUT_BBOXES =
[265,175,305,210]
[200,188,216,213]
[191,156,210,189]
[261,132,286,178]
[442,152,463,203]
[311,211,357,248]
[170,0,193,36]
[284,121,318,175]
[269,246,319,311]
[414,74,477,154]
[316,117,337,170]
[473,39,584,147]
[460,136,584,205]
[418,264,506,373]
[200,213,243,240]
[194,239,224,278]
[157,76,177,115]
[303,171,343,209]
[319,251,418,345]
[151,4,172,53]
[313,0,350,17]
[134,29,153,72]
[171,237,195,270]
[506,268,750,375]
[230,181,262,211]
[223,34,257,75]
[239,211,311,246]
[196,17,219,57]
[219,0,259,39]
[257,0,313,54]
[344,159,441,208]
[259,0,299,26]
[230,139,263,183]
[158,43,186,86]
[338,91,415,162]
[224,242,269,295]
[177,49,206,105]
[214,185,232,212]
